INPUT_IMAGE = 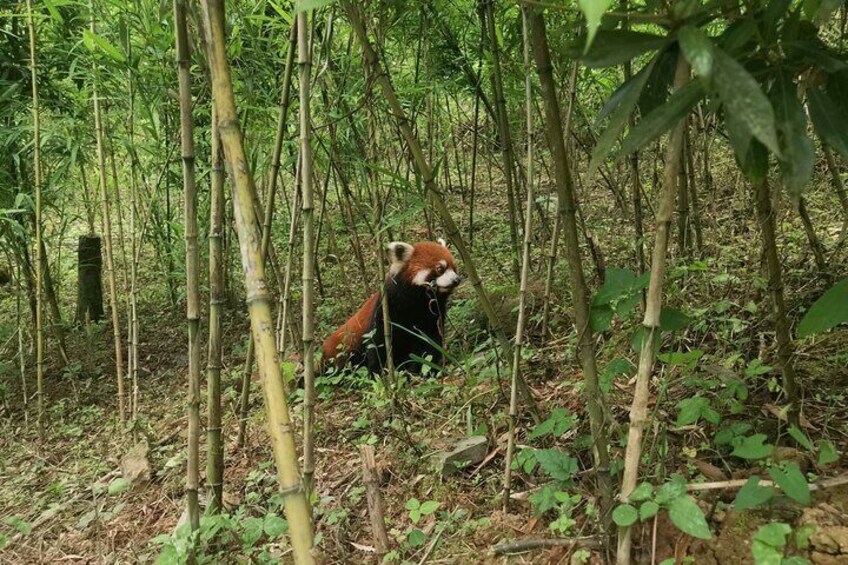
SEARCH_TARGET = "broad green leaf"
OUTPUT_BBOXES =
[590,304,614,332]
[771,73,814,197]
[751,539,782,565]
[590,55,660,175]
[581,30,667,68]
[263,514,288,538]
[407,528,427,547]
[668,495,712,539]
[638,46,679,117]
[107,477,130,495]
[640,501,660,520]
[678,26,714,79]
[733,476,775,510]
[529,484,559,515]
[788,425,813,451]
[157,545,179,565]
[655,476,688,505]
[769,463,811,505]
[612,504,638,526]
[578,0,614,50]
[530,408,576,439]
[660,307,690,332]
[732,434,775,460]
[241,517,264,546]
[713,49,780,155]
[3,516,32,536]
[797,278,848,337]
[82,30,127,63]
[600,358,632,394]
[405,498,420,511]
[754,522,791,547]
[534,449,578,482]
[808,88,848,160]
[726,107,769,182]
[676,396,720,426]
[618,79,705,159]
[818,440,839,467]
[629,482,654,502]
[419,501,439,515]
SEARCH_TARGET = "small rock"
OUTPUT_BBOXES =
[431,436,488,477]
[773,446,811,472]
[121,440,152,487]
[810,526,848,555]
[811,551,846,565]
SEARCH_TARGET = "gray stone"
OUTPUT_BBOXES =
[431,436,488,477]
[120,439,152,487]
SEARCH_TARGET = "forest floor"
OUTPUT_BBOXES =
[2,174,848,564]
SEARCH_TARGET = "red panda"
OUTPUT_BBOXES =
[322,240,462,375]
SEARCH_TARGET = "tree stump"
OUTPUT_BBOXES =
[76,235,104,325]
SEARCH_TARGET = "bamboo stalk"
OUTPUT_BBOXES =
[91,2,126,426]
[503,5,536,511]
[200,1,314,560]
[206,107,225,512]
[26,0,44,433]
[527,6,612,528]
[298,8,317,498]
[616,55,691,565]
[174,0,201,530]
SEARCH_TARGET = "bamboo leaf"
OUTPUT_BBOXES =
[580,30,667,68]
[797,278,848,337]
[589,55,659,176]
[713,49,780,155]
[678,26,714,79]
[82,30,126,63]
[294,0,337,13]
[618,79,704,159]
[808,87,848,160]
[578,0,614,50]
[771,73,814,197]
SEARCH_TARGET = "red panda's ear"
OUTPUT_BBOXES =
[437,238,448,248]
[387,241,414,274]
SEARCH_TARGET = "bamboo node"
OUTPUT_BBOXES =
[279,481,305,496]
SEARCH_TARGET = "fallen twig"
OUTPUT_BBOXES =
[492,536,601,555]
[687,473,848,493]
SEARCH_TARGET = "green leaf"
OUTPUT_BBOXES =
[640,501,660,520]
[82,30,127,63]
[529,484,559,515]
[713,48,780,155]
[419,501,439,516]
[817,440,839,467]
[590,56,660,176]
[751,539,782,565]
[798,278,848,337]
[678,26,714,79]
[107,477,130,496]
[530,409,576,439]
[655,476,688,505]
[581,30,667,68]
[241,517,264,546]
[3,516,32,536]
[771,73,815,197]
[618,79,705,159]
[769,463,811,505]
[590,304,614,332]
[660,307,690,332]
[733,476,775,510]
[600,358,632,394]
[157,544,179,565]
[407,528,426,547]
[788,425,813,451]
[668,495,712,539]
[42,0,64,22]
[732,434,775,460]
[676,396,719,426]
[263,514,288,538]
[629,482,654,502]
[612,504,639,527]
[755,522,791,547]
[534,449,579,482]
[578,0,614,50]
[405,498,420,511]
[808,88,848,160]
[294,0,337,13]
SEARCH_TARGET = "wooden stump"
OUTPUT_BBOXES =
[76,235,104,325]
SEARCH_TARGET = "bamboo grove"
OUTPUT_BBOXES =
[2,0,848,563]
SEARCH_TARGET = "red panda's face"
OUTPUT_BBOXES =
[388,240,461,294]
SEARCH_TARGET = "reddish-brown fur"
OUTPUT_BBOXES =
[321,292,380,365]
